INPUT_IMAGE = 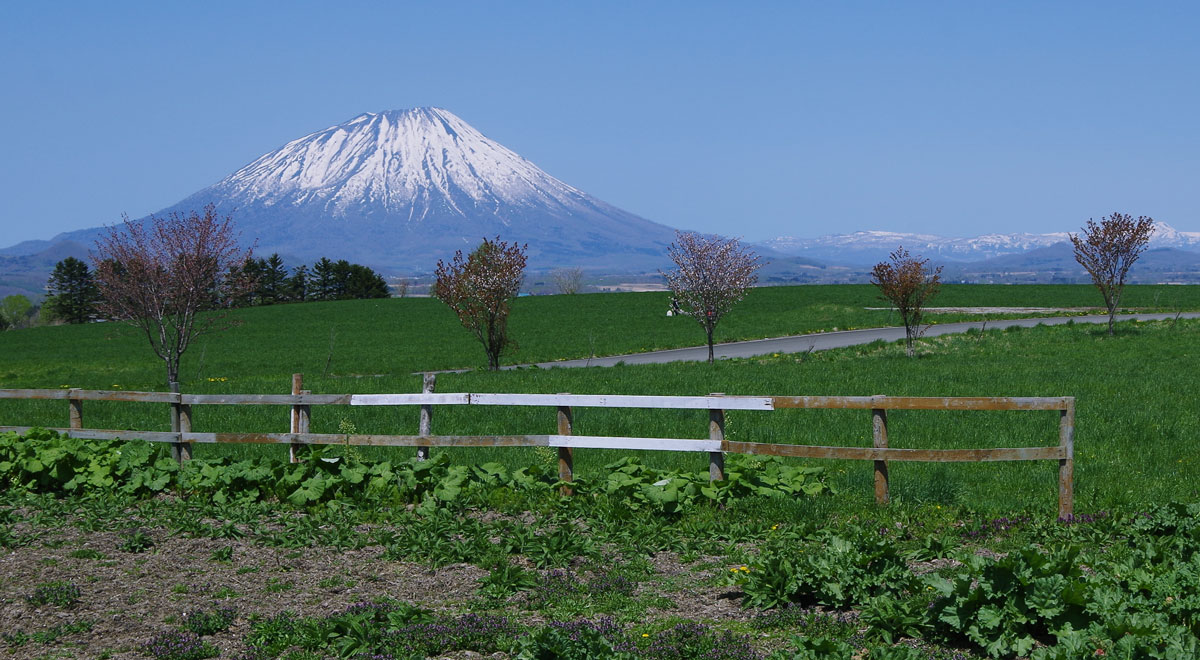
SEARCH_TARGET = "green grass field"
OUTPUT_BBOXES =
[3,283,1198,390]
[5,284,1200,659]
[1,284,1198,516]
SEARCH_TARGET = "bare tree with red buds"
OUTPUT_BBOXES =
[661,231,763,364]
[92,204,255,389]
[870,247,942,357]
[1070,213,1155,336]
[434,237,528,371]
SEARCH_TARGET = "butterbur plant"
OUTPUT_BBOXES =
[926,546,1091,658]
[735,533,915,610]
[141,630,218,660]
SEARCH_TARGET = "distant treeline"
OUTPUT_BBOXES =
[230,255,392,306]
[29,255,394,327]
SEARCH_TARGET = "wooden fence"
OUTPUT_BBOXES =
[0,374,1076,517]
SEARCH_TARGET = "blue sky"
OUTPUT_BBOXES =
[1,1,1196,246]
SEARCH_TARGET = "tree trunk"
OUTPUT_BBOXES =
[1107,290,1121,336]
[706,328,715,364]
[166,358,180,389]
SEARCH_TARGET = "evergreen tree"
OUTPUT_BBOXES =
[330,259,352,299]
[233,258,264,306]
[45,257,99,324]
[224,260,258,308]
[309,257,336,301]
[257,253,288,305]
[344,264,391,299]
[286,264,309,302]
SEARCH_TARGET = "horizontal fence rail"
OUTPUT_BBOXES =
[0,375,1076,518]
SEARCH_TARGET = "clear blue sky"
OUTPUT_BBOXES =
[2,1,1197,246]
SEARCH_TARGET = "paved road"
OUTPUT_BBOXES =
[512,312,1200,369]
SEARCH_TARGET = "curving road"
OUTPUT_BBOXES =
[513,312,1200,369]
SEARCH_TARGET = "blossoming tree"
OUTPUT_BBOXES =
[1070,213,1155,336]
[661,231,763,364]
[92,204,255,389]
[433,237,528,371]
[870,247,942,357]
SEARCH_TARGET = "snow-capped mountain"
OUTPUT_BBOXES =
[6,108,679,272]
[762,222,1200,265]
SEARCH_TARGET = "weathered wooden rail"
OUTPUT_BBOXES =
[0,375,1076,517]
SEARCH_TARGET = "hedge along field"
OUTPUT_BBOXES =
[2,295,1198,515]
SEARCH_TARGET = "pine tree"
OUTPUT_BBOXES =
[330,259,354,299]
[236,258,264,306]
[344,264,390,299]
[309,258,336,301]
[257,253,288,305]
[45,257,99,324]
[286,264,309,302]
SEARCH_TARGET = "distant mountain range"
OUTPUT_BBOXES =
[3,107,1199,299]
[753,224,1200,285]
[760,223,1200,264]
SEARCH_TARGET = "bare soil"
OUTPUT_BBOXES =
[0,519,751,659]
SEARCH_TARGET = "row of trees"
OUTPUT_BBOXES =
[40,246,391,327]
[231,255,390,306]
[865,212,1154,356]
[393,213,1159,370]
[431,232,764,368]
[75,206,397,386]
[80,201,1154,386]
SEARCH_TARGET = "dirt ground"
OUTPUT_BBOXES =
[0,521,747,660]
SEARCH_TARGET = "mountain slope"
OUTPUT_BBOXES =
[15,108,680,273]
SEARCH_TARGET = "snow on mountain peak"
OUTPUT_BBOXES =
[213,107,588,223]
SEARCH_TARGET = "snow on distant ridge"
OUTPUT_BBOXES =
[764,222,1200,263]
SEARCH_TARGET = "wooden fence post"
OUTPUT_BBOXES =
[290,374,303,463]
[298,390,311,439]
[872,405,889,505]
[709,393,725,482]
[169,381,190,463]
[68,388,82,430]
[179,401,192,461]
[418,373,435,461]
[1058,399,1075,520]
[557,395,573,495]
